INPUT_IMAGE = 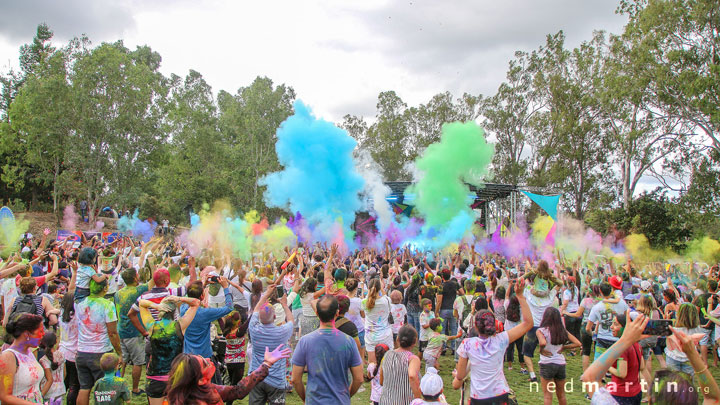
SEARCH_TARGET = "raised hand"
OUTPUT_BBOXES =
[514,278,526,298]
[667,326,705,353]
[264,344,292,366]
[620,310,649,343]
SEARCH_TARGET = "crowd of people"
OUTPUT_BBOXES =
[0,230,719,405]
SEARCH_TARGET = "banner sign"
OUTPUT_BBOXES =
[57,230,123,244]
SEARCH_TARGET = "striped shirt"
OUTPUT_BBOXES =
[379,350,415,405]
[131,286,186,321]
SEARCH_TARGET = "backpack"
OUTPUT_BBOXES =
[10,294,39,319]
[460,296,472,328]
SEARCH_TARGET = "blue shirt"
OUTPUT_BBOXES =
[77,265,96,290]
[291,327,362,405]
[248,312,293,389]
[179,288,233,358]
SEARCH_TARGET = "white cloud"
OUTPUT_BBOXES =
[0,0,627,123]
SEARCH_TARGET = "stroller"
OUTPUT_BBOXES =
[212,335,230,385]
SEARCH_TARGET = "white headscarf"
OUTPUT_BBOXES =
[420,367,443,397]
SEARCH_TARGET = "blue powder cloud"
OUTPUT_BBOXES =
[260,100,365,245]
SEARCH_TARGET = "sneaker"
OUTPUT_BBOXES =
[529,376,537,383]
[132,389,146,396]
[357,386,366,393]
[520,368,529,375]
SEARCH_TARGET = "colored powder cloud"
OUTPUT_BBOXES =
[685,237,720,264]
[407,121,493,247]
[0,215,29,256]
[260,100,364,249]
[356,149,393,231]
[117,209,156,242]
[62,205,79,230]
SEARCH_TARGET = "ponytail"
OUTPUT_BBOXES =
[366,279,381,311]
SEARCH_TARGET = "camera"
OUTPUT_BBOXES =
[209,276,220,283]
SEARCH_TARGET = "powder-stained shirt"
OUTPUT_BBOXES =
[114,284,149,339]
[131,286,186,325]
[179,289,234,358]
[457,332,511,400]
[92,375,130,405]
[390,303,407,334]
[419,311,435,342]
[76,265,97,290]
[248,312,293,389]
[292,328,362,405]
[75,296,118,353]
[588,299,628,342]
[146,319,184,378]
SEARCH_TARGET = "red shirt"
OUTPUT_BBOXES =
[609,342,642,397]
[15,274,46,288]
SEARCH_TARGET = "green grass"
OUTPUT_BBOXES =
[121,350,720,404]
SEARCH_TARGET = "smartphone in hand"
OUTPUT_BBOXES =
[643,319,673,336]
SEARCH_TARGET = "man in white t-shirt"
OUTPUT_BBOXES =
[75,279,122,405]
[522,282,558,382]
[453,280,475,333]
[587,282,628,361]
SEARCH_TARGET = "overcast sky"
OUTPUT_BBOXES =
[0,0,629,122]
[1,0,675,193]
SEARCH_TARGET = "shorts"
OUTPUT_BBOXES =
[76,351,108,389]
[612,392,643,405]
[358,330,365,348]
[248,380,286,404]
[539,363,566,380]
[146,378,167,398]
[365,331,393,352]
[470,393,510,405]
[120,336,147,366]
[299,314,319,337]
[699,330,710,346]
[522,326,539,358]
[580,328,593,357]
[667,356,695,376]
[642,346,652,360]
[423,352,438,368]
[593,338,615,362]
[74,287,90,302]
[653,337,666,356]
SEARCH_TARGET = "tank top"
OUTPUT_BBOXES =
[12,294,44,318]
[538,327,566,365]
[58,314,78,362]
[6,347,44,403]
[147,320,184,378]
[379,349,415,405]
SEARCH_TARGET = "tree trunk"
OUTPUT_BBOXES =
[622,157,631,211]
[576,173,584,219]
[88,189,95,227]
[53,159,59,226]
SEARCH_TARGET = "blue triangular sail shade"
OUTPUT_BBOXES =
[520,191,560,221]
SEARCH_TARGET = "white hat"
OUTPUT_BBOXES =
[419,367,443,397]
[640,280,651,291]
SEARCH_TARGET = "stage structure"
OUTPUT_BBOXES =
[356,182,558,238]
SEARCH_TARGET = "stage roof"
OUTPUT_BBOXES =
[384,181,518,203]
